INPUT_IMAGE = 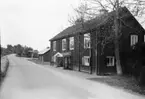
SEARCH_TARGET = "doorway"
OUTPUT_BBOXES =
[64,56,71,69]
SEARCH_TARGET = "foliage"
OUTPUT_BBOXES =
[0,44,38,58]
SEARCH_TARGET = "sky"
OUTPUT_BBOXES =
[0,0,145,51]
[0,0,80,51]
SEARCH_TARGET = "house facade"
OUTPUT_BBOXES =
[49,7,145,75]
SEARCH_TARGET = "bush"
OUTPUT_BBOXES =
[1,57,9,77]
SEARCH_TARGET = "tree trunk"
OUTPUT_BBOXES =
[114,0,123,75]
[114,39,122,75]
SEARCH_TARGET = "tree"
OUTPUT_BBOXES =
[33,50,39,58]
[24,47,33,57]
[69,0,145,75]
[1,44,37,57]
[0,45,4,56]
[0,44,2,55]
[1,45,8,56]
[15,44,23,56]
[7,44,14,54]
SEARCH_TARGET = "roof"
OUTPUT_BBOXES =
[38,47,50,55]
[53,52,71,57]
[50,7,131,41]
[49,14,110,41]
[53,52,63,57]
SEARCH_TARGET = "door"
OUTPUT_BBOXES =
[68,57,71,69]
[64,57,68,69]
[64,57,71,69]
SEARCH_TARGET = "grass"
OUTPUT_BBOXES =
[0,56,9,88]
[28,58,50,65]
[88,75,145,95]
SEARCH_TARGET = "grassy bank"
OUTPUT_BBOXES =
[0,56,9,87]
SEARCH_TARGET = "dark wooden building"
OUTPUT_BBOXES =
[49,7,145,75]
[38,47,51,62]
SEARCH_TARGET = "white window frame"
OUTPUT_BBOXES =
[53,41,56,51]
[82,56,90,66]
[84,33,91,49]
[106,56,115,66]
[130,35,138,46]
[69,37,74,50]
[62,39,67,51]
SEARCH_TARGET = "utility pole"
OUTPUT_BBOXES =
[114,0,122,75]
[78,34,81,72]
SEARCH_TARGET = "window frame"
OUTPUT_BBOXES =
[69,37,74,50]
[82,56,90,66]
[53,41,56,51]
[62,38,67,51]
[130,34,138,46]
[106,56,115,66]
[84,33,91,49]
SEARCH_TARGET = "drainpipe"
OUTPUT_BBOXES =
[97,43,101,75]
[90,47,92,74]
[78,34,81,71]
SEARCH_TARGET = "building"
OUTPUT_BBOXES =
[49,7,145,75]
[38,47,51,62]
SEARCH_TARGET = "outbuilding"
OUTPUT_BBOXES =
[38,47,51,62]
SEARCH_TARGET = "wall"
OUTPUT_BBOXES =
[39,50,51,62]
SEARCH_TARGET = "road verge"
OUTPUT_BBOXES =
[0,56,9,88]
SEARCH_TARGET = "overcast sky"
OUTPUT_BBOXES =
[0,0,80,51]
[0,0,145,51]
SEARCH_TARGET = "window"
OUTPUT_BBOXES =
[131,35,138,46]
[82,56,90,66]
[53,41,56,51]
[69,37,74,50]
[84,33,91,48]
[106,56,115,66]
[62,39,67,51]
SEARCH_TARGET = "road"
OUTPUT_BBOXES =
[0,54,145,99]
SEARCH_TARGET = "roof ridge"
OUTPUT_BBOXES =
[49,7,128,41]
